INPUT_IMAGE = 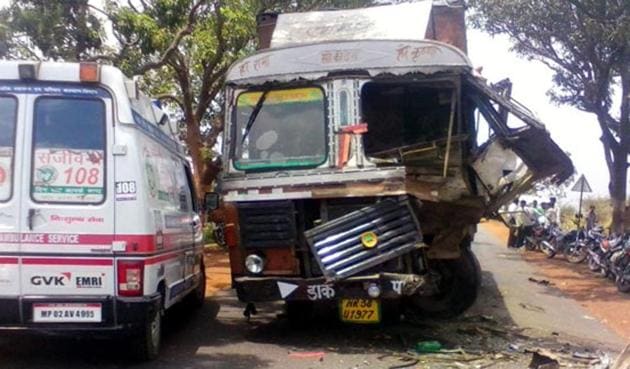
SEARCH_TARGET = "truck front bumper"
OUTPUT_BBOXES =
[234,273,434,303]
[0,294,161,333]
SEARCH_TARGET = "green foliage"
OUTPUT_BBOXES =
[0,0,373,189]
[470,0,630,231]
[560,197,612,231]
[0,0,105,60]
[469,1,628,112]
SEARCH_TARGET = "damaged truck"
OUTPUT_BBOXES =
[207,1,573,323]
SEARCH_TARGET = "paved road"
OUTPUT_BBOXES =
[0,226,624,368]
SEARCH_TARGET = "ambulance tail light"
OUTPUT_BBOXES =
[117,260,144,297]
[79,62,100,82]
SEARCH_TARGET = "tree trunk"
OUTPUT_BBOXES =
[609,147,627,234]
[185,116,206,198]
[603,69,630,233]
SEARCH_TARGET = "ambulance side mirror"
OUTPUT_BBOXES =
[204,192,219,211]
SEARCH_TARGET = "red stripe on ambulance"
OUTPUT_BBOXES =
[22,258,113,266]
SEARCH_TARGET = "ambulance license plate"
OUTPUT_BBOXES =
[339,299,380,323]
[33,303,102,323]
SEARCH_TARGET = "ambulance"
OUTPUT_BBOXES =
[0,61,205,360]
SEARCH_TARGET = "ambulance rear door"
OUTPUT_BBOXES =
[18,85,116,301]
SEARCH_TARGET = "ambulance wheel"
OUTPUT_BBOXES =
[407,245,480,319]
[135,298,163,361]
[189,261,206,308]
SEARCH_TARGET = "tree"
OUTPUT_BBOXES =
[470,0,630,232]
[0,0,373,193]
[105,0,373,193]
[0,0,104,60]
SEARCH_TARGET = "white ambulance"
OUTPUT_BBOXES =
[0,61,205,360]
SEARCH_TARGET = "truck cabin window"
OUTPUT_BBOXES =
[234,87,326,171]
[0,96,17,202]
[31,97,106,204]
[361,83,454,157]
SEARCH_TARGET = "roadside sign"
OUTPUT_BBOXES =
[571,174,592,228]
[571,174,592,193]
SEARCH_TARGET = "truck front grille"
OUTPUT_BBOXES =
[238,201,296,248]
[304,197,422,280]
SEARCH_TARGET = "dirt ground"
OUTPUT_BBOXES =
[481,220,630,341]
[204,247,232,295]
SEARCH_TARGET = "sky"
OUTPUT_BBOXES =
[0,0,612,199]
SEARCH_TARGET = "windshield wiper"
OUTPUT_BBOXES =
[240,89,270,146]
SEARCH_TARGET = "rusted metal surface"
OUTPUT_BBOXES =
[256,12,278,50]
[425,1,468,53]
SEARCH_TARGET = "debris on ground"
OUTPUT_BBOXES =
[528,350,559,369]
[519,302,546,313]
[611,344,630,369]
[288,351,325,361]
[415,340,442,353]
[528,277,555,286]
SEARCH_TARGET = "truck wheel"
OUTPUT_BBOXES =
[408,245,480,319]
[134,298,163,361]
[189,261,206,308]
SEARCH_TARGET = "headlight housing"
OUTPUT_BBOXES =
[245,254,265,274]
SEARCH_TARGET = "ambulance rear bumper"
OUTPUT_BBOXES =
[0,294,161,333]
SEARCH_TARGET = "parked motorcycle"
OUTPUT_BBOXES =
[524,216,549,251]
[586,229,623,277]
[540,225,587,263]
[610,240,630,293]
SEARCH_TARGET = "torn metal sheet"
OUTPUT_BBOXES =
[465,75,574,184]
[304,197,422,280]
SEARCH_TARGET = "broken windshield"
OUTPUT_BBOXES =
[233,87,327,171]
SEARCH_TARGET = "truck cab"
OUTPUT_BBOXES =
[212,2,573,323]
[0,61,205,359]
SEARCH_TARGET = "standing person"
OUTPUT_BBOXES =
[586,205,598,231]
[546,197,560,226]
[516,200,534,248]
[507,198,519,247]
[532,200,545,218]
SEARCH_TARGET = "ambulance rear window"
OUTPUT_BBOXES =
[31,97,106,204]
[0,96,17,202]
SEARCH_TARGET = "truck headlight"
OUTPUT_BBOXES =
[366,283,381,298]
[245,254,265,274]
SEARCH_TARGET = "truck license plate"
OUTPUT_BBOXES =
[33,303,102,323]
[339,299,380,324]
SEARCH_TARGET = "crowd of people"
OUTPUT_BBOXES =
[502,197,599,248]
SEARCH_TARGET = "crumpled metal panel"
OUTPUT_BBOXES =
[304,197,422,281]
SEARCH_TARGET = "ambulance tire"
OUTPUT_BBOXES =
[134,296,163,361]
[407,244,481,319]
[189,261,206,308]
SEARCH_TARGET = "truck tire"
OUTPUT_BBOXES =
[407,244,481,319]
[134,297,163,361]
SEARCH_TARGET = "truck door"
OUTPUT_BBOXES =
[0,93,23,297]
[19,90,115,297]
[465,76,573,213]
